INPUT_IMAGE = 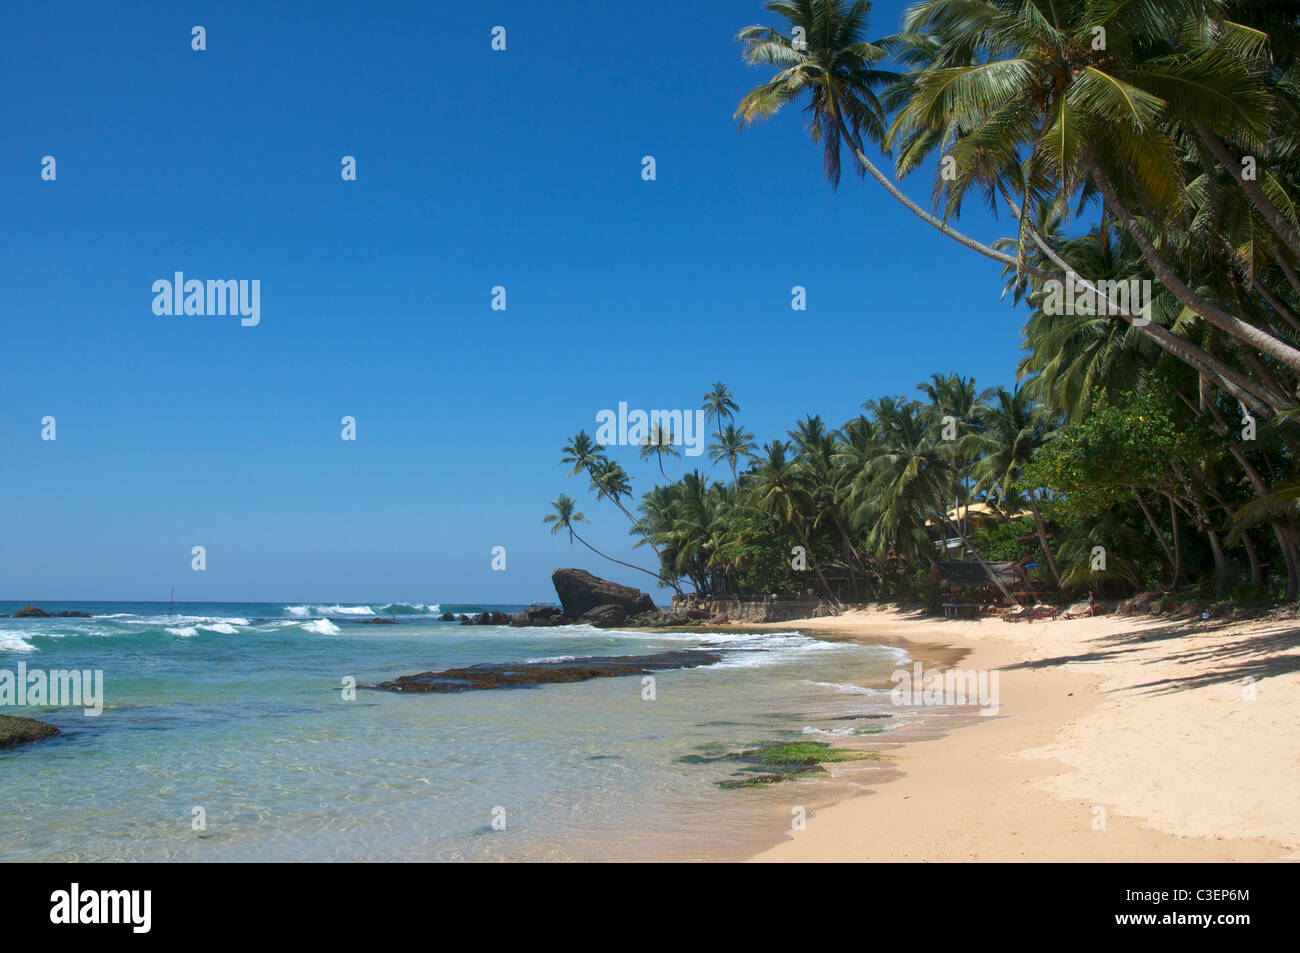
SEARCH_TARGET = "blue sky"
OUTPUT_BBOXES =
[1,0,1029,604]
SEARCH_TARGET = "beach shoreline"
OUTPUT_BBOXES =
[711,606,1299,863]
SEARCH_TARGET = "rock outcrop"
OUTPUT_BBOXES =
[581,604,628,628]
[373,649,722,694]
[551,569,656,620]
[13,606,51,618]
[0,715,60,749]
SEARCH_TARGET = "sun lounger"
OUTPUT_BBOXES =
[1007,605,1059,622]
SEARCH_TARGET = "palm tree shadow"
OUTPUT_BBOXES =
[1000,616,1300,695]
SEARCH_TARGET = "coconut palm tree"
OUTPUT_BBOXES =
[887,0,1300,388]
[707,422,758,484]
[702,381,740,446]
[543,495,663,583]
[747,440,840,609]
[735,0,1054,272]
[972,385,1063,590]
[639,424,682,480]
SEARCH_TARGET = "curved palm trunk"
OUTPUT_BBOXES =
[588,466,684,597]
[1196,125,1300,261]
[833,115,1042,274]
[1004,188,1288,417]
[568,528,666,585]
[1087,157,1300,378]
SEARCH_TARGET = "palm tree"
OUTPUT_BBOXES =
[639,424,682,480]
[747,440,840,610]
[856,398,1015,603]
[972,386,1064,590]
[887,0,1300,395]
[702,381,740,447]
[707,422,757,484]
[561,430,604,478]
[734,0,1042,271]
[543,495,663,583]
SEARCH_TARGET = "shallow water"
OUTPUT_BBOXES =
[0,601,945,861]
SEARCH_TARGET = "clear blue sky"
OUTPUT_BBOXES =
[1,0,1028,605]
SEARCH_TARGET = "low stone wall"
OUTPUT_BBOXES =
[669,594,827,624]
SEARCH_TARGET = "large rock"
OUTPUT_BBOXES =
[0,715,60,749]
[581,604,628,628]
[13,606,51,618]
[551,569,656,620]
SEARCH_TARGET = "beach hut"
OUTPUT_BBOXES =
[929,560,1028,616]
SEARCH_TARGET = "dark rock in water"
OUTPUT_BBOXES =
[551,568,656,620]
[581,604,627,628]
[372,649,722,694]
[55,610,92,618]
[0,714,60,749]
[350,617,397,625]
[13,606,51,618]
[439,612,456,622]
[509,604,569,627]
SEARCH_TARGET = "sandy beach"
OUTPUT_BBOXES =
[736,607,1300,862]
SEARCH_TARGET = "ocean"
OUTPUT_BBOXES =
[0,600,940,861]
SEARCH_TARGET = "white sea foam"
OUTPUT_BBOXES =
[166,626,199,637]
[807,680,886,695]
[0,632,37,653]
[286,605,374,617]
[198,623,239,635]
[302,619,341,635]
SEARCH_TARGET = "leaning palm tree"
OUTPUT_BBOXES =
[735,0,1032,268]
[707,422,758,484]
[543,495,663,583]
[702,381,740,446]
[639,425,682,480]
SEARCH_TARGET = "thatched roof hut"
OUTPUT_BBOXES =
[929,560,1026,591]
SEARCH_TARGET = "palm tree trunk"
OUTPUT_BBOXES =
[941,512,1015,604]
[1027,493,1063,590]
[1134,490,1177,584]
[833,114,1046,275]
[1004,188,1288,417]
[1196,124,1300,260]
[794,522,840,614]
[569,528,667,585]
[1170,497,1184,588]
[1087,156,1300,378]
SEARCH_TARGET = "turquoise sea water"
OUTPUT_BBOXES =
[0,600,921,861]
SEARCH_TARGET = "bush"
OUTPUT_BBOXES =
[1231,582,1263,605]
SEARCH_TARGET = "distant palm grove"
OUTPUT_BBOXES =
[548,0,1300,607]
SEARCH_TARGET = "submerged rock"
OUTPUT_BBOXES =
[0,715,60,749]
[372,649,722,694]
[679,740,876,790]
[55,610,92,618]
